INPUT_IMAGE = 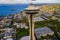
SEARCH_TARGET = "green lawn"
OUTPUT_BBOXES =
[16,28,29,40]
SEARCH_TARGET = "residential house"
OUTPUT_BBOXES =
[0,17,4,21]
[3,32,12,39]
[54,10,60,17]
[0,28,14,39]
[58,19,60,21]
[14,13,23,21]
[57,30,60,35]
[21,11,27,17]
[17,13,23,20]
[0,25,4,29]
[20,21,28,29]
[13,22,20,28]
[51,16,58,20]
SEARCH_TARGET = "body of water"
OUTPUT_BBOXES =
[0,4,28,16]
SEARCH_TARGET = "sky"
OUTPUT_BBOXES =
[0,0,60,4]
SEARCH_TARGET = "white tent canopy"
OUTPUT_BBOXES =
[20,36,30,40]
[6,38,13,40]
[20,36,35,40]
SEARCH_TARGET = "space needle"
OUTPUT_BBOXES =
[24,0,40,40]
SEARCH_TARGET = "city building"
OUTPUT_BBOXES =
[20,21,28,29]
[34,16,44,22]
[35,27,54,38]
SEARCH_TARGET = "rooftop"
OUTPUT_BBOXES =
[35,27,54,37]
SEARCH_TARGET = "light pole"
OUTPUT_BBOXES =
[24,5,39,40]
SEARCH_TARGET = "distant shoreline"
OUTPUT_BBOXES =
[0,3,60,16]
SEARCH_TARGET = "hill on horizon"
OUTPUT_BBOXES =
[39,4,60,14]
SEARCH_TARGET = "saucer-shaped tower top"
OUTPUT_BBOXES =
[24,4,40,14]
